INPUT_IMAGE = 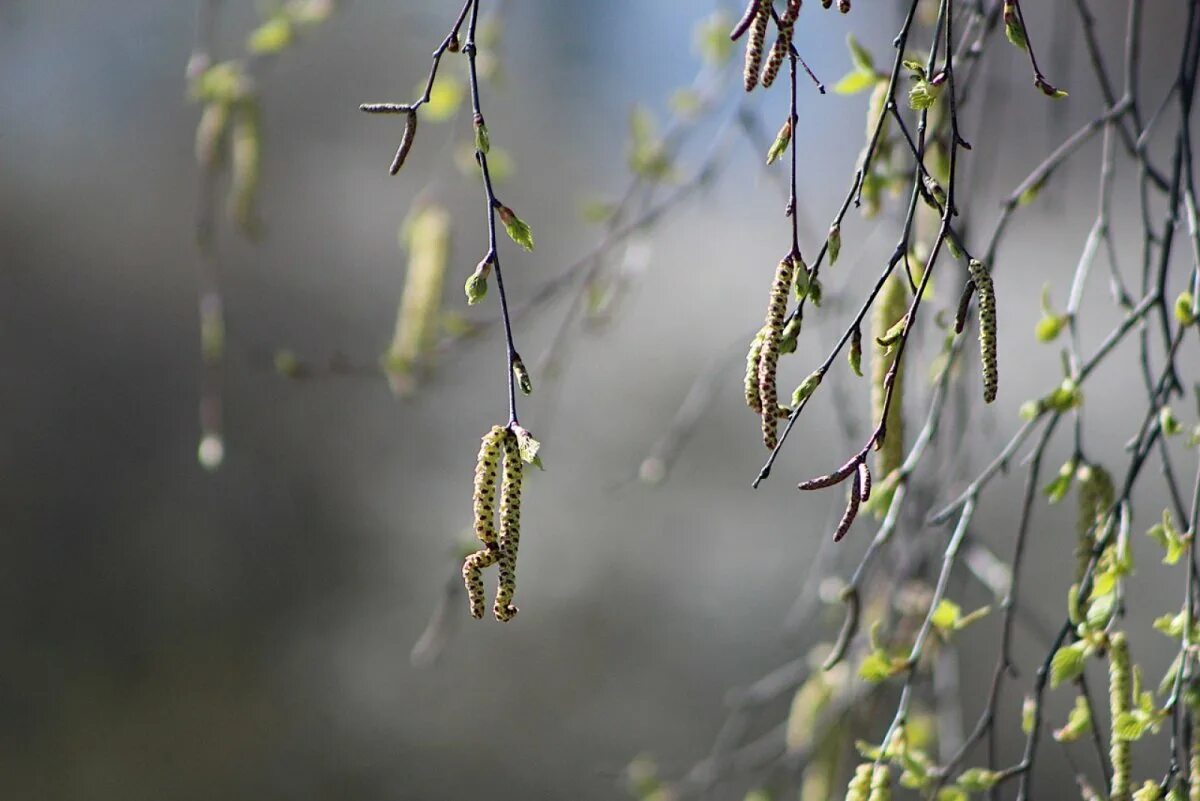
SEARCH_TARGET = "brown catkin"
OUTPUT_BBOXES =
[967,259,998,403]
[761,0,800,88]
[390,109,418,175]
[743,0,770,92]
[759,256,796,449]
[493,430,523,622]
[1109,632,1132,801]
[872,273,907,481]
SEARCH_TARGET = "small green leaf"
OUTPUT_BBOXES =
[930,599,961,632]
[909,79,941,110]
[846,34,875,73]
[1052,695,1092,743]
[1160,406,1183,436]
[1003,1,1027,50]
[511,425,541,465]
[956,768,1002,792]
[1050,640,1089,688]
[1035,314,1067,343]
[834,70,879,95]
[496,204,534,251]
[1043,460,1075,503]
[858,649,902,683]
[766,120,792,165]
[1021,694,1036,734]
[827,223,842,265]
[1175,290,1197,325]
[791,371,823,406]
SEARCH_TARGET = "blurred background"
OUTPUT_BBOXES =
[1,1,1197,799]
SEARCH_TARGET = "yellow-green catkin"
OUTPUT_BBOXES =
[384,205,451,395]
[229,99,261,234]
[743,0,770,92]
[761,0,799,88]
[746,328,767,413]
[494,430,523,622]
[968,259,998,403]
[1076,464,1114,582]
[759,256,797,448]
[464,426,506,618]
[1109,632,1133,801]
[872,273,907,484]
[867,764,891,801]
[845,763,873,801]
[195,101,231,169]
[1189,734,1200,801]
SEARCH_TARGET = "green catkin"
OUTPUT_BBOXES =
[743,0,770,92]
[761,0,800,88]
[746,329,766,413]
[967,259,999,403]
[1191,733,1200,801]
[493,430,523,622]
[1109,632,1133,801]
[464,426,506,618]
[872,273,907,482]
[229,99,262,233]
[845,763,873,801]
[384,205,451,394]
[867,764,891,801]
[1075,464,1114,582]
[759,256,797,449]
[195,101,231,169]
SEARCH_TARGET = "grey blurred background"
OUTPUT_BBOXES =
[1,1,1197,799]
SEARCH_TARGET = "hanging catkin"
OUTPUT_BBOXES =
[746,329,767,413]
[759,256,797,448]
[743,0,771,92]
[845,763,873,801]
[384,205,451,395]
[872,273,907,482]
[761,0,800,88]
[967,259,998,403]
[1108,632,1133,801]
[493,430,524,621]
[463,425,507,618]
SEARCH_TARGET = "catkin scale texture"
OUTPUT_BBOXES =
[759,257,796,449]
[968,259,998,403]
[493,431,523,622]
[1108,632,1132,801]
[872,274,907,481]
[743,1,770,91]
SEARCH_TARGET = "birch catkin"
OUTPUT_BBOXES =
[746,329,766,413]
[845,763,873,801]
[967,259,998,403]
[1108,632,1133,801]
[759,256,797,448]
[384,205,451,394]
[761,0,800,88]
[493,430,523,622]
[743,0,771,92]
[464,425,507,618]
[872,273,907,482]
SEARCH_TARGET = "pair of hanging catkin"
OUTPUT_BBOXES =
[463,425,523,621]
